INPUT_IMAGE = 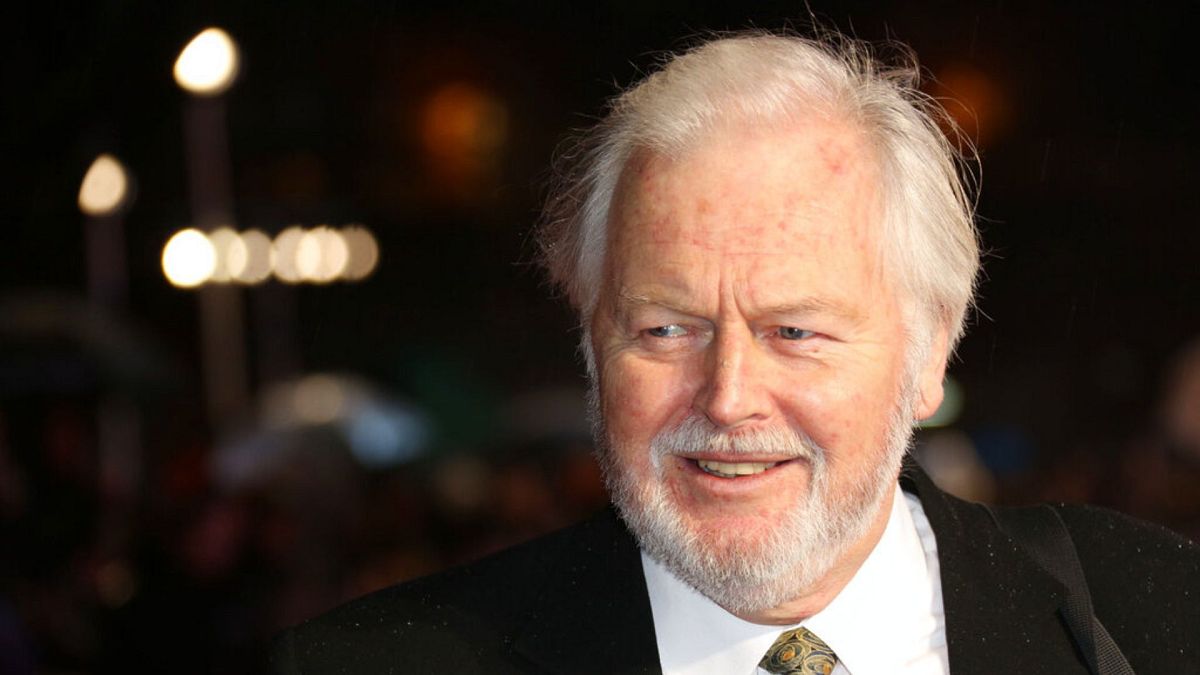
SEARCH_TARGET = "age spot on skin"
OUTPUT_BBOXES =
[817,140,849,176]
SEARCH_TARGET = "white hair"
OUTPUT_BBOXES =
[539,31,981,351]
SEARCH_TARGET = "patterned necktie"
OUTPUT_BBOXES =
[758,626,838,675]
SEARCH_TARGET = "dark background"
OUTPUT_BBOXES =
[2,2,1199,673]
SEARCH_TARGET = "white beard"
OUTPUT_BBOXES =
[588,381,917,616]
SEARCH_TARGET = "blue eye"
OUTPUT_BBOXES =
[778,327,814,340]
[646,324,686,338]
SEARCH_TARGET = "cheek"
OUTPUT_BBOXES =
[782,372,900,451]
[601,358,694,443]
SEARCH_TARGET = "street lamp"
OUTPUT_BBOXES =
[174,25,249,430]
[162,228,217,288]
[78,154,131,216]
[173,28,240,96]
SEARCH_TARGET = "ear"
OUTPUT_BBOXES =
[914,324,951,421]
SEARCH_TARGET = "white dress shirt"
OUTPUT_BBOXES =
[643,485,948,675]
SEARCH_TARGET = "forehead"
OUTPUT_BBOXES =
[606,120,888,305]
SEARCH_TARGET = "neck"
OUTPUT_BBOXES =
[730,482,897,625]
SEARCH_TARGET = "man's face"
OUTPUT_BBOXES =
[588,119,947,614]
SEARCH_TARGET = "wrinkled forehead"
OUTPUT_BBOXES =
[607,119,887,263]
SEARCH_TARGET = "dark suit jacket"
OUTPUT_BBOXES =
[272,463,1200,673]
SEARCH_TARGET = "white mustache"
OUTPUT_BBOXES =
[649,415,823,461]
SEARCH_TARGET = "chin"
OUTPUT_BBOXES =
[613,464,849,615]
[595,422,912,617]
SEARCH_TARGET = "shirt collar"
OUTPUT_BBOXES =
[803,488,945,674]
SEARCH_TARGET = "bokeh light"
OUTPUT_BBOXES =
[233,229,272,284]
[271,226,306,283]
[930,63,1009,148]
[206,226,243,282]
[78,154,130,216]
[420,82,508,193]
[173,27,240,96]
[293,374,346,425]
[160,224,378,287]
[296,226,349,283]
[340,225,380,281]
[162,228,217,288]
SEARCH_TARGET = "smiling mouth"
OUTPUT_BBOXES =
[694,459,780,478]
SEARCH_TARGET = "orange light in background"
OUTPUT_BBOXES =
[162,228,217,288]
[79,154,131,216]
[420,82,509,193]
[929,64,1010,149]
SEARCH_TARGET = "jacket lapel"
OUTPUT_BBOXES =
[901,460,1090,673]
[512,464,1092,674]
[512,508,662,674]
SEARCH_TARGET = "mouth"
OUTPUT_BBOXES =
[691,458,789,478]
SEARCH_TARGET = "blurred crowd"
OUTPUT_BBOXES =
[2,328,1198,674]
[0,389,607,674]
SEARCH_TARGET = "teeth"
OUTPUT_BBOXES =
[696,460,779,478]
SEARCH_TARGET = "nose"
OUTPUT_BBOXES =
[694,326,772,429]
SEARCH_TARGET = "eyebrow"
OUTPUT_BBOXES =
[615,289,864,324]
[612,290,696,322]
[616,289,686,310]
[756,299,865,323]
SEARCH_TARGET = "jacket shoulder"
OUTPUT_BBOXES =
[1052,503,1200,669]
[271,508,637,674]
[904,461,1200,673]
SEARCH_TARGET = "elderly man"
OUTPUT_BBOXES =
[273,33,1199,674]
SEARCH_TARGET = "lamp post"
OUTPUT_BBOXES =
[174,27,249,431]
[78,153,142,595]
[79,153,132,306]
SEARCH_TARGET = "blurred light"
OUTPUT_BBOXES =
[296,226,348,283]
[233,229,272,283]
[345,401,429,469]
[293,374,346,425]
[422,82,509,155]
[162,228,217,288]
[1163,339,1200,461]
[420,82,508,193]
[173,27,240,95]
[207,226,242,282]
[930,64,1009,148]
[318,227,350,281]
[916,429,996,502]
[295,232,321,279]
[271,226,306,283]
[156,224,382,286]
[920,376,964,428]
[78,154,130,216]
[432,455,489,514]
[249,374,431,475]
[972,426,1036,475]
[95,560,137,609]
[340,225,379,281]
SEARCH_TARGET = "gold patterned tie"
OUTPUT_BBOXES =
[758,627,838,675]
